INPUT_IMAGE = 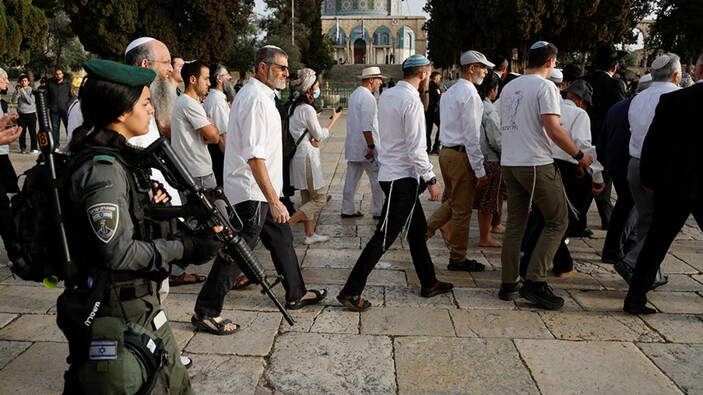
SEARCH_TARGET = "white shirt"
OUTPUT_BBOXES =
[438,78,486,178]
[0,106,6,155]
[500,74,561,167]
[203,89,229,136]
[377,81,436,183]
[289,103,329,190]
[224,77,282,204]
[345,86,379,162]
[628,81,680,158]
[551,99,604,183]
[171,94,214,177]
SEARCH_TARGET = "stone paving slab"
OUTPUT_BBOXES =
[671,251,703,272]
[395,337,539,394]
[186,311,281,356]
[407,269,476,288]
[654,274,703,292]
[515,288,584,312]
[265,333,396,394]
[570,290,629,312]
[540,311,662,342]
[515,340,682,394]
[450,309,553,339]
[661,253,699,274]
[300,267,406,286]
[360,307,455,336]
[0,314,66,343]
[638,343,703,395]
[309,306,359,334]
[648,291,703,314]
[383,286,456,309]
[189,355,265,395]
[453,288,517,310]
[0,312,16,329]
[640,314,703,343]
[0,342,68,394]
[0,285,60,314]
[0,340,31,369]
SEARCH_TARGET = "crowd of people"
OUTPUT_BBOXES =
[1,35,702,393]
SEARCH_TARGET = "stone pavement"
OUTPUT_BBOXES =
[1,111,703,394]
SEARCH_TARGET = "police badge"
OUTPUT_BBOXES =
[87,203,119,243]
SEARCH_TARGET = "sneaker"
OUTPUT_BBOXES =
[28,149,39,154]
[519,281,564,310]
[180,355,193,369]
[614,261,633,285]
[447,258,485,272]
[303,233,330,245]
[421,281,454,297]
[20,149,26,154]
[498,282,522,301]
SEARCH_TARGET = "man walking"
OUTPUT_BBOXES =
[426,50,494,269]
[425,71,442,155]
[46,68,73,148]
[338,55,453,312]
[498,41,593,309]
[614,53,682,288]
[193,46,326,334]
[624,53,703,314]
[341,66,385,219]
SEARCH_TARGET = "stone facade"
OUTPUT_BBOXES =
[322,0,426,65]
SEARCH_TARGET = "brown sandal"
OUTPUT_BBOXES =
[170,273,207,286]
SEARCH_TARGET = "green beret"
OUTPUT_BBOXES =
[83,59,156,86]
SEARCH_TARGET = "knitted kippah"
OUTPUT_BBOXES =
[403,54,430,69]
[651,54,671,70]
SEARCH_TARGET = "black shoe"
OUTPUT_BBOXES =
[421,281,454,297]
[430,148,440,156]
[624,303,656,315]
[614,261,633,285]
[519,281,564,310]
[651,275,669,290]
[567,229,593,238]
[601,250,622,264]
[498,282,522,301]
[447,258,485,272]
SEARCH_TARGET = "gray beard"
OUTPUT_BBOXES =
[223,79,236,102]
[150,77,177,127]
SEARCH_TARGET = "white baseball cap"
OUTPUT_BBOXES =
[460,50,495,68]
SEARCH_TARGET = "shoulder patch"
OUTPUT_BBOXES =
[87,203,119,243]
[93,155,115,164]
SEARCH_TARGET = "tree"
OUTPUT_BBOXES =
[0,0,49,74]
[648,0,703,65]
[64,0,255,64]
[227,13,259,79]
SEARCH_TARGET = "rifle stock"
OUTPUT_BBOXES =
[146,137,295,325]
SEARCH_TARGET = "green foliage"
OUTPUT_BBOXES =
[65,0,255,64]
[0,0,49,66]
[424,0,651,70]
[227,13,260,79]
[648,0,703,64]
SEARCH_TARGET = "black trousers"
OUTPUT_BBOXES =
[425,110,440,151]
[555,159,592,235]
[626,193,703,307]
[195,201,306,317]
[602,171,636,258]
[343,178,437,296]
[520,206,573,277]
[0,155,18,257]
[587,171,613,229]
[17,112,37,151]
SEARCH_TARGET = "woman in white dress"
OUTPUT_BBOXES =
[288,68,342,244]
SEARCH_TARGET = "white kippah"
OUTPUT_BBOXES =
[651,54,671,70]
[640,73,652,83]
[125,37,156,55]
[549,69,563,83]
[261,45,283,50]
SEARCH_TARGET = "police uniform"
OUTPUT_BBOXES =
[56,60,195,395]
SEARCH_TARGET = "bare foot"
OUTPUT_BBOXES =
[479,238,503,248]
[491,224,505,234]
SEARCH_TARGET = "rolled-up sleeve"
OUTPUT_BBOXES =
[404,100,435,181]
[241,99,269,161]
[462,95,486,178]
[360,95,377,133]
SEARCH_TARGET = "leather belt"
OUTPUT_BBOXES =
[443,145,466,153]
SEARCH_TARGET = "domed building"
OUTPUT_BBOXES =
[321,0,426,65]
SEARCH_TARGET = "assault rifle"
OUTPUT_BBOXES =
[143,137,294,325]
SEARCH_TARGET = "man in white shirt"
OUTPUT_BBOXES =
[341,66,385,219]
[614,53,681,288]
[203,63,233,186]
[193,46,326,334]
[338,55,453,312]
[426,50,493,271]
[171,60,220,197]
[499,41,593,310]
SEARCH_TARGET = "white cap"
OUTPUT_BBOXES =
[125,37,156,55]
[460,50,495,68]
[639,73,652,83]
[549,69,563,83]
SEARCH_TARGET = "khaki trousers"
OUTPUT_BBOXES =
[501,164,567,283]
[426,148,478,262]
[300,156,327,221]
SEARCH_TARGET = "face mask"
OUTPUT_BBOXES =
[313,88,321,99]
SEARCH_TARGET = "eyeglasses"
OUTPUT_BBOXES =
[267,62,290,73]
[149,59,172,66]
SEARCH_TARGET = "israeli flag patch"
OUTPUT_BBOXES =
[89,341,117,360]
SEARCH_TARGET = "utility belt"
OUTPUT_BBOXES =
[443,145,466,153]
[103,280,154,304]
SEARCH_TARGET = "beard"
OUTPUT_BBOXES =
[150,77,177,127]
[222,79,237,102]
[267,67,286,90]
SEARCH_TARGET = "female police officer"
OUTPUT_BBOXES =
[58,59,220,394]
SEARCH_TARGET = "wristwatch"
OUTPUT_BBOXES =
[367,144,375,149]
[572,150,584,160]
[426,177,437,185]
